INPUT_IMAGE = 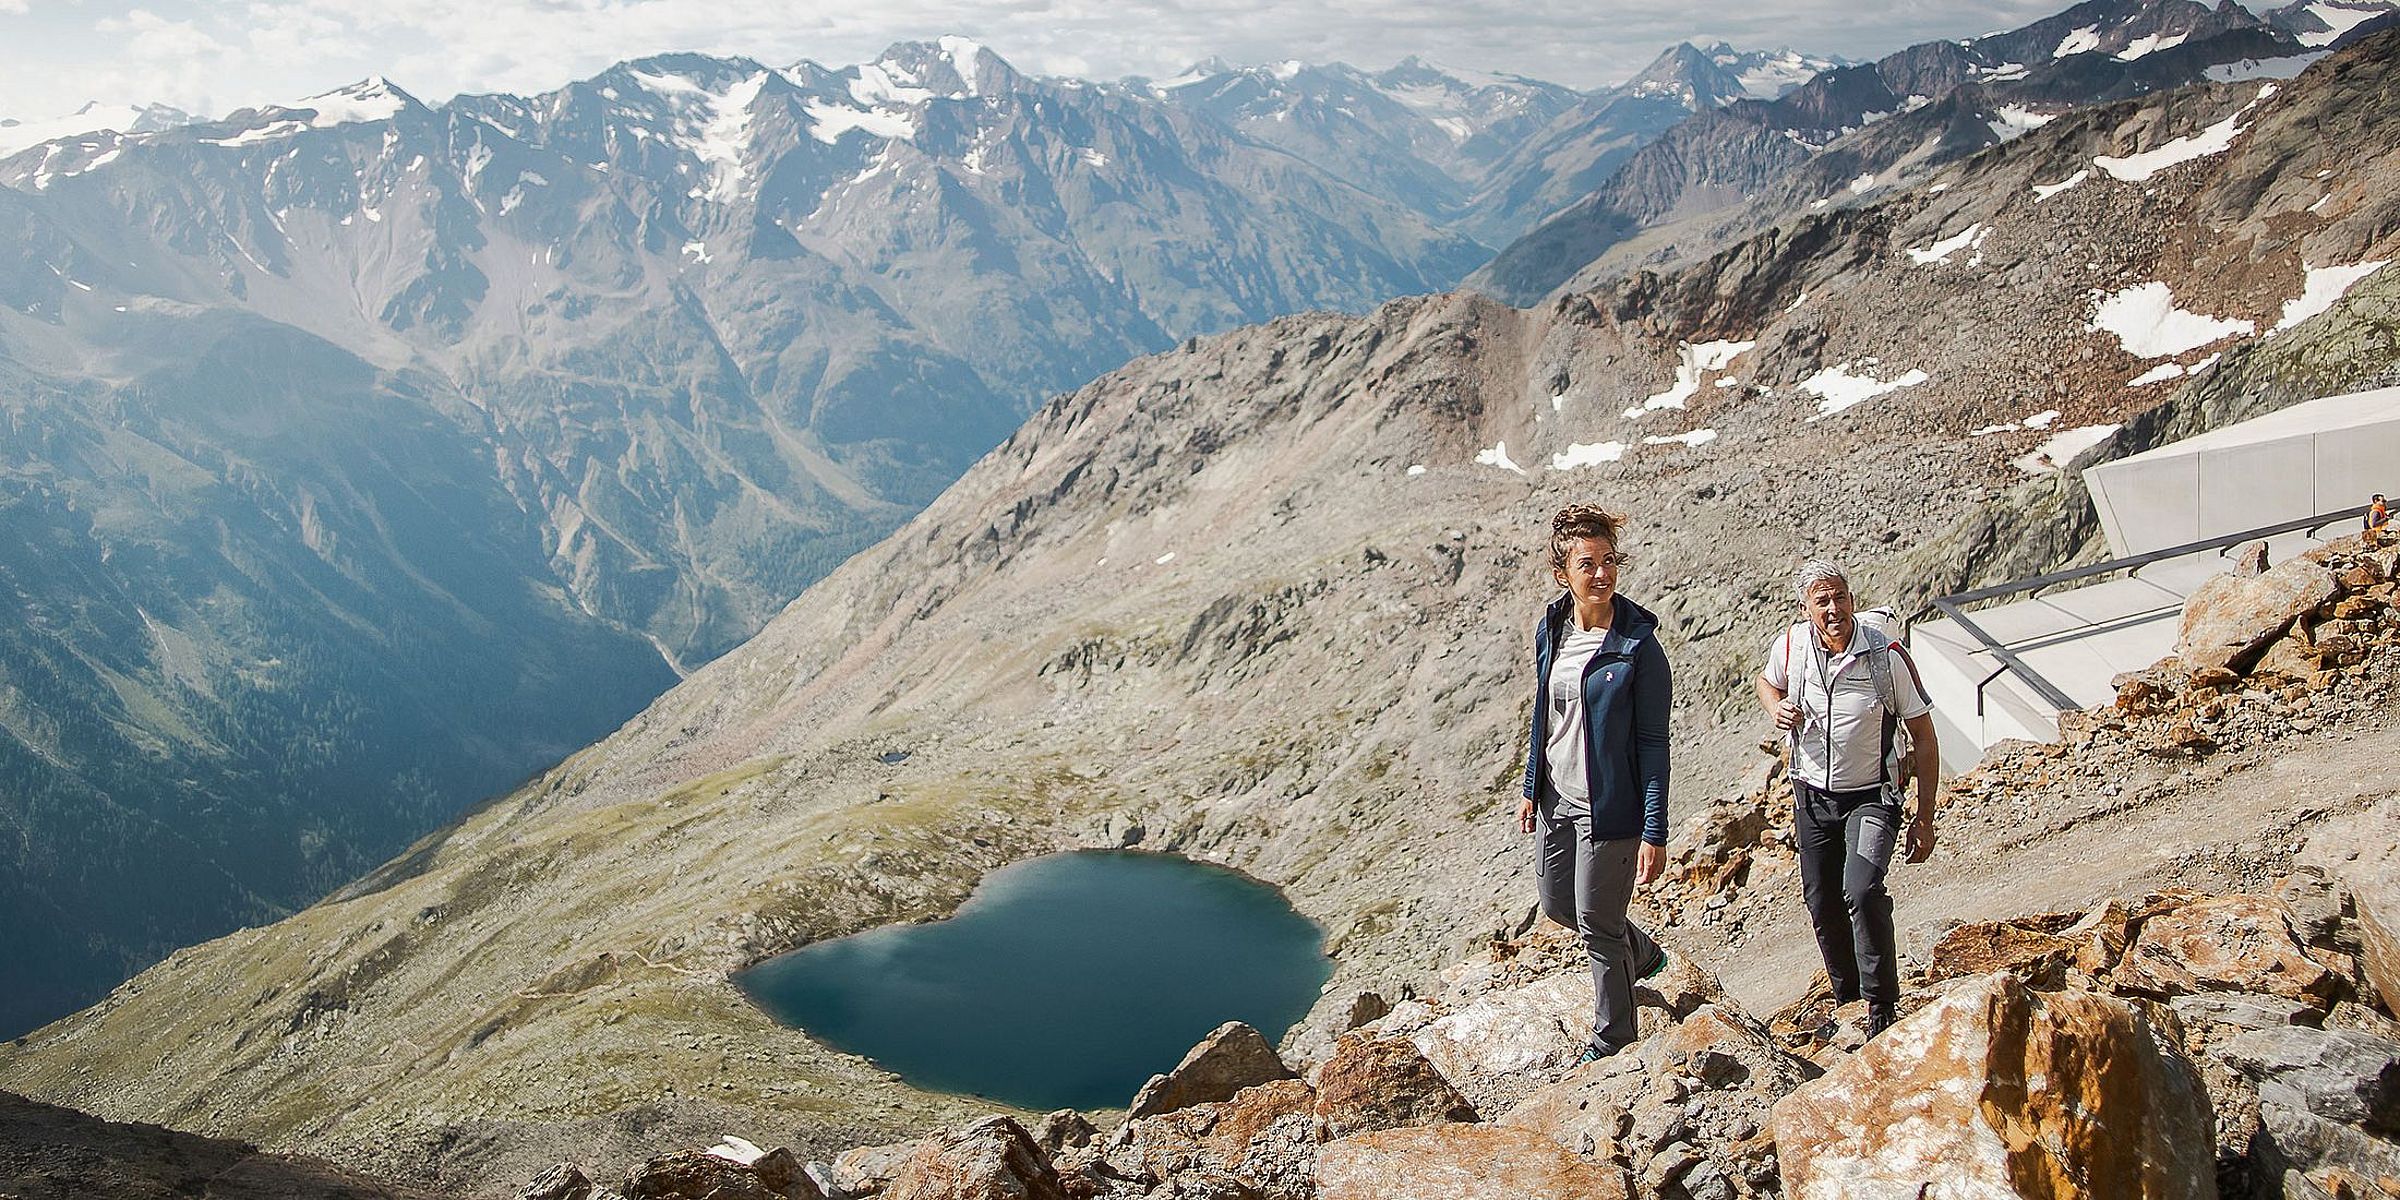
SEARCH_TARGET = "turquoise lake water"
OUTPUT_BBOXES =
[736,850,1331,1112]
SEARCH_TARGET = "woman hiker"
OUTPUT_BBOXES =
[1755,559,1939,1038]
[1516,504,1673,1062]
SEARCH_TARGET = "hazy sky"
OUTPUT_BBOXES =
[0,0,2098,119]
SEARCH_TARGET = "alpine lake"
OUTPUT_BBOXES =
[737,850,1333,1112]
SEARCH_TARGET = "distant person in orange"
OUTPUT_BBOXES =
[2367,494,2390,542]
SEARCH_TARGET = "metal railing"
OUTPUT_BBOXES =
[1928,504,2372,716]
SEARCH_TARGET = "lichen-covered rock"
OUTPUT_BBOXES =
[2298,796,2400,1013]
[1494,1058,1634,1160]
[1310,1033,1476,1140]
[1771,973,2215,1199]
[882,1117,1068,1200]
[1314,1123,1631,1200]
[1408,973,1591,1112]
[828,1140,921,1198]
[1128,1022,1297,1118]
[2112,894,2340,1011]
[2220,1026,2400,1136]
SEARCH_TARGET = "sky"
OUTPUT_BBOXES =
[0,0,2135,120]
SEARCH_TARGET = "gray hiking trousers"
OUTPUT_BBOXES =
[1535,794,1660,1050]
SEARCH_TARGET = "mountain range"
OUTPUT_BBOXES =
[0,30,1869,1040]
[4,10,2395,1188]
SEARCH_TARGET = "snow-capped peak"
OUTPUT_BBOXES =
[0,101,195,159]
[290,77,421,128]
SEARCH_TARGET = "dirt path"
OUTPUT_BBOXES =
[1699,718,2400,1015]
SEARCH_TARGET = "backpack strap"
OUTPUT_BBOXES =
[1860,627,1901,788]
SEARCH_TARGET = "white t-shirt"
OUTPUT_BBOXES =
[1542,621,1613,817]
[1762,626,1932,793]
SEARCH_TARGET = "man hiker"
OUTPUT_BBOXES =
[1755,560,1939,1038]
[2368,493,2390,542]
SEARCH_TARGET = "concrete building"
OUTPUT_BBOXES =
[1912,386,2395,770]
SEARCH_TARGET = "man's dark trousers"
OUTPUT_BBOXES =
[1793,779,1901,1006]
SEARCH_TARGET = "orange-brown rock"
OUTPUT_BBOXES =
[1127,1021,1297,1118]
[1122,1078,1317,1200]
[2178,557,2338,673]
[624,1150,823,1200]
[1924,912,2083,988]
[2113,894,2341,1010]
[1772,974,2215,1199]
[883,1117,1069,1200]
[1314,1123,1631,1200]
[1310,1033,1476,1140]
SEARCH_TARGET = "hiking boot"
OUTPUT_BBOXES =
[1865,1004,1898,1039]
[1638,945,1670,980]
[1576,1039,1628,1066]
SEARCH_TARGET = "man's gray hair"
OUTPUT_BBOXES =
[1792,559,1848,602]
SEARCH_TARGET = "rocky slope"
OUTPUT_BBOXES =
[7,25,2400,1194]
[1472,0,2396,304]
[522,531,2400,1198]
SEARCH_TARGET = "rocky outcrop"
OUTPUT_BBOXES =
[2301,796,2400,1012]
[1125,1022,1298,1119]
[2222,1025,2400,1199]
[624,1149,824,1200]
[1771,974,2217,1199]
[2113,894,2343,1011]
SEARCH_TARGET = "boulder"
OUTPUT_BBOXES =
[1121,1078,1317,1200]
[2298,797,2400,1013]
[1771,974,2216,1199]
[881,1117,1067,1200]
[1408,972,1591,1111]
[1128,1022,1297,1118]
[2221,1026,2400,1136]
[520,1165,597,1200]
[828,1140,921,1197]
[1034,1111,1098,1156]
[2113,894,2341,1010]
[1494,1059,1634,1160]
[1314,1123,1632,1200]
[2178,557,2338,673]
[1310,1033,1477,1140]
[1923,912,2083,988]
[1634,950,1728,1023]
[625,1150,819,1200]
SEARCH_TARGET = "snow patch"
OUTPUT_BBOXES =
[1800,364,1930,418]
[1475,442,1526,474]
[2274,261,2388,331]
[2094,112,2245,181]
[1405,464,1427,476]
[1630,339,1754,417]
[1988,105,2056,142]
[2032,169,2090,200]
[2298,1,2385,45]
[2127,362,2187,387]
[1550,442,1628,469]
[1905,224,1988,266]
[2114,32,2188,61]
[681,241,711,263]
[2054,26,2102,57]
[1642,429,1718,448]
[807,101,916,145]
[1849,173,1877,194]
[2015,424,2118,474]
[2024,409,2061,429]
[2088,283,2255,357]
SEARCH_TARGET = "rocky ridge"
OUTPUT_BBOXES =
[7,28,2400,1192]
